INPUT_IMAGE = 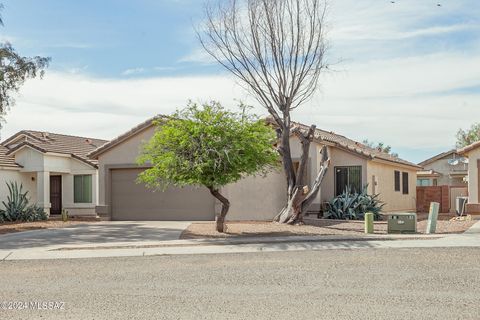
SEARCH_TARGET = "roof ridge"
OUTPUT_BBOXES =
[292,121,399,157]
[24,130,108,142]
[88,114,168,159]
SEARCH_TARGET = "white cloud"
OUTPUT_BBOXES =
[178,47,217,65]
[2,0,479,163]
[0,72,255,141]
[2,45,480,161]
[121,67,146,76]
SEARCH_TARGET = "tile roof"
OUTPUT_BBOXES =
[0,145,19,168]
[89,115,420,170]
[292,122,421,169]
[458,140,480,155]
[0,130,108,168]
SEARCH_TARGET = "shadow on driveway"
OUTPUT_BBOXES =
[0,222,190,250]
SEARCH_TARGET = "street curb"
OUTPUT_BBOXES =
[51,234,443,251]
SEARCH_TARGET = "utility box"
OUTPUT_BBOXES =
[387,213,417,234]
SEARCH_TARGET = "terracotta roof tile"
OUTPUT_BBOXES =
[0,145,20,168]
[1,131,108,168]
[292,122,421,169]
[458,140,480,155]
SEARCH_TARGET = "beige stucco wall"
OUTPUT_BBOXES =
[95,123,419,219]
[96,126,288,220]
[321,147,368,204]
[465,148,480,204]
[222,170,287,221]
[61,159,98,216]
[367,161,417,212]
[0,168,37,206]
[14,148,44,172]
[422,156,467,186]
[8,147,97,216]
[97,125,155,207]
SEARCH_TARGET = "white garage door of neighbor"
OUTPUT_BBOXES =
[110,168,216,221]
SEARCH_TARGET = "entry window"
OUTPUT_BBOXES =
[335,166,362,196]
[74,175,92,203]
[394,171,401,191]
[402,172,409,195]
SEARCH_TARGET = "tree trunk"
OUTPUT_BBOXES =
[274,123,330,224]
[209,188,230,233]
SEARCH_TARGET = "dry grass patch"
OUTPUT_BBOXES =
[0,220,98,235]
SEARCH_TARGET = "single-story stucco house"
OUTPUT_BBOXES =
[458,141,480,214]
[87,116,420,221]
[0,131,108,216]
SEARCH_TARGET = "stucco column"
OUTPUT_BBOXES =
[37,171,51,215]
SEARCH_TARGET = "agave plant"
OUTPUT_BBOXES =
[1,182,30,221]
[0,181,47,222]
[324,185,384,221]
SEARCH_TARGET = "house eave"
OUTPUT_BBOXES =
[88,115,166,159]
[371,157,422,170]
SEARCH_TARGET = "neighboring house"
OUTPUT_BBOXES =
[458,141,480,214]
[88,116,420,221]
[0,131,108,216]
[417,150,468,187]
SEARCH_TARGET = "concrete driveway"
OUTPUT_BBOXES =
[0,221,191,250]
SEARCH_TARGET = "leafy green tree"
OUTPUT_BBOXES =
[456,123,480,148]
[362,140,398,157]
[137,101,279,232]
[0,5,50,127]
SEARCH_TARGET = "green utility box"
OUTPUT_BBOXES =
[387,213,417,234]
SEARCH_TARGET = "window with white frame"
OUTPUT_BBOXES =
[74,175,92,203]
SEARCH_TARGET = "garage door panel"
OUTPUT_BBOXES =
[111,169,215,221]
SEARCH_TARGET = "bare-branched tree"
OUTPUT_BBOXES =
[198,0,331,224]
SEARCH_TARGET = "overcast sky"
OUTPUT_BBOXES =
[1,0,479,163]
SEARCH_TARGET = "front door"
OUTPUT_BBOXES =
[50,175,62,215]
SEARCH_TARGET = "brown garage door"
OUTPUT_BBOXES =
[111,168,215,221]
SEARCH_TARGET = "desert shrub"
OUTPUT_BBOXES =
[0,181,47,222]
[325,186,384,221]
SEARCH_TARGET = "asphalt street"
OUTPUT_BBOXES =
[0,248,479,320]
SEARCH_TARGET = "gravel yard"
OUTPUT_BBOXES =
[181,214,476,239]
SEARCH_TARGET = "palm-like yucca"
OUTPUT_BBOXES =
[1,181,30,221]
[0,181,47,222]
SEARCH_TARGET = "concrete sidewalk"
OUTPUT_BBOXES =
[0,221,191,250]
[1,220,479,261]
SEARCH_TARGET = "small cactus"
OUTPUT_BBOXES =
[61,209,69,222]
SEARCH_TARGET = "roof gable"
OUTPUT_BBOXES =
[88,115,165,159]
[1,130,108,168]
[418,150,457,167]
